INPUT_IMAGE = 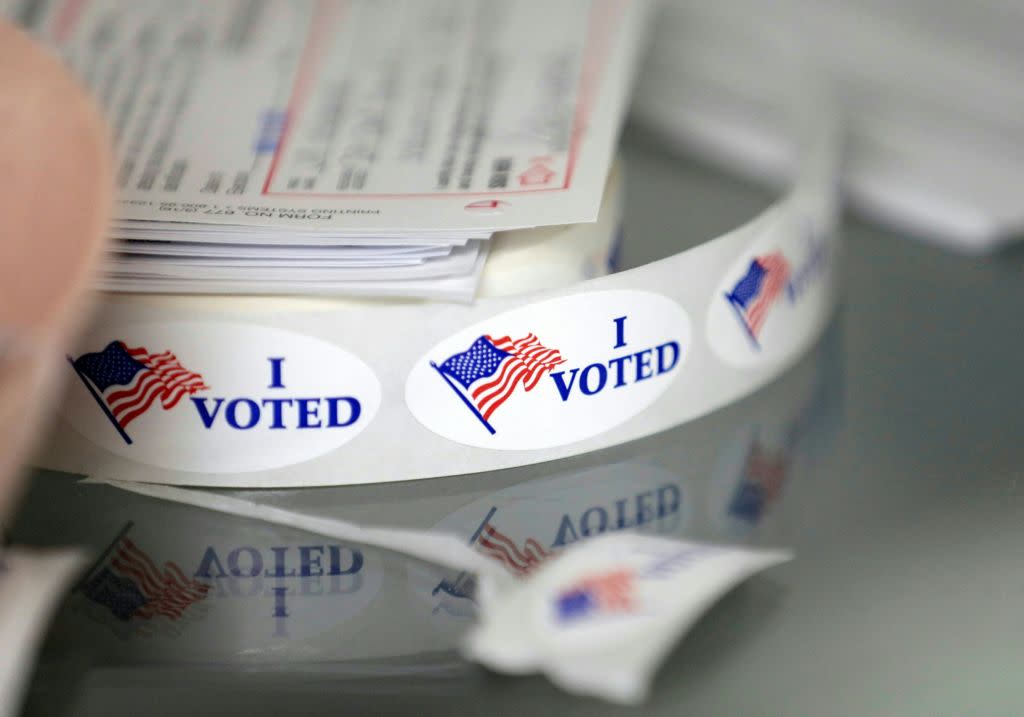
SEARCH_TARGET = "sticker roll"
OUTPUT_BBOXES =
[37,107,840,488]
[14,327,841,665]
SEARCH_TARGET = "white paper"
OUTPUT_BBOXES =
[116,243,456,259]
[105,241,483,281]
[632,0,1024,251]
[19,0,648,233]
[0,549,86,717]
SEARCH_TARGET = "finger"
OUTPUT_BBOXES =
[0,21,113,519]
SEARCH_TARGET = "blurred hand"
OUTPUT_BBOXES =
[0,21,112,520]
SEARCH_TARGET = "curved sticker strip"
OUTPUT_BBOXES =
[37,107,840,487]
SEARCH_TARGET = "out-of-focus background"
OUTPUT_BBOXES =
[634,0,1024,252]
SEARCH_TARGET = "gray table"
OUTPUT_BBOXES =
[13,127,1024,716]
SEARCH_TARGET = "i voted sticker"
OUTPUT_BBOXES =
[707,219,834,367]
[63,323,381,473]
[406,290,689,450]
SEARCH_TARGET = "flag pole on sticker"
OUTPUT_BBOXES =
[68,340,208,444]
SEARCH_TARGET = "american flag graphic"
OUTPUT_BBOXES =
[78,526,210,623]
[728,442,789,523]
[555,568,635,621]
[432,333,565,434]
[70,341,208,444]
[725,252,792,345]
[475,520,552,576]
[466,507,556,576]
[429,506,554,613]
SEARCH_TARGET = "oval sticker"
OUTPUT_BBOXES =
[62,322,381,473]
[405,290,689,450]
[706,218,835,367]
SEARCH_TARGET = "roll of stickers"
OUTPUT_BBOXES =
[37,109,839,488]
[12,323,841,667]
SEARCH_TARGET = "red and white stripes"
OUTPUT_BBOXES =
[472,333,565,420]
[106,343,208,428]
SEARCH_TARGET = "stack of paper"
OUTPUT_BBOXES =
[6,0,647,299]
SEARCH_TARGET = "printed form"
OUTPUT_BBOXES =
[20,0,644,230]
[5,0,648,296]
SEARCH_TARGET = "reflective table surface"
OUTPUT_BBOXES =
[12,127,1024,716]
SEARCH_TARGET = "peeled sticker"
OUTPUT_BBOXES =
[91,480,791,702]
[462,533,792,704]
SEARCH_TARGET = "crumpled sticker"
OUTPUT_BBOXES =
[463,533,792,704]
[96,479,790,704]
